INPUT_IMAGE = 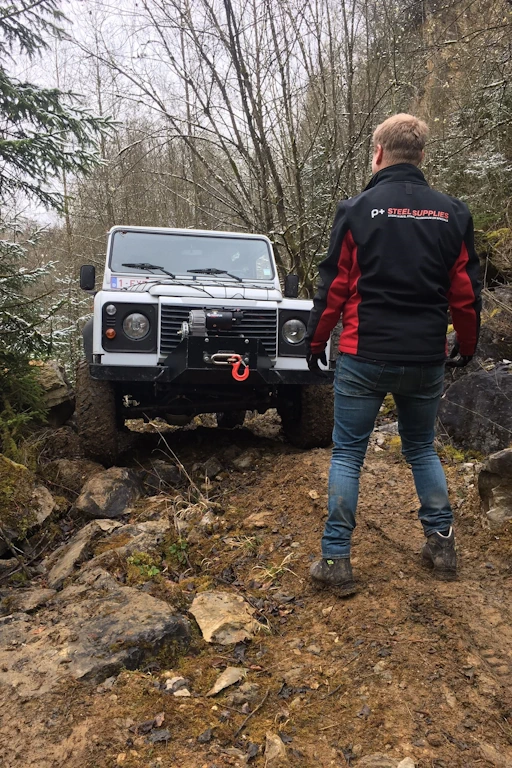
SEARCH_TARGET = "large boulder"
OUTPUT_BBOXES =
[0,455,56,555]
[438,366,512,454]
[478,448,512,527]
[72,467,142,519]
[32,360,75,427]
[0,568,190,696]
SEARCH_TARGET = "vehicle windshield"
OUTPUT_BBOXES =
[110,230,274,281]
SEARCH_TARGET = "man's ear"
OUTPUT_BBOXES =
[375,144,384,166]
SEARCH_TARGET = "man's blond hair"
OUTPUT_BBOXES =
[373,113,429,165]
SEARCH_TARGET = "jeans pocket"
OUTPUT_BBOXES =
[336,355,385,395]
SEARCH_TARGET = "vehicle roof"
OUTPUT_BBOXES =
[108,225,272,243]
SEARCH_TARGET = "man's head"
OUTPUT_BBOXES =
[372,113,429,175]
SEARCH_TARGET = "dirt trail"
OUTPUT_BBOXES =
[0,414,511,768]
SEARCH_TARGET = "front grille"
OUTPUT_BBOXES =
[160,304,277,358]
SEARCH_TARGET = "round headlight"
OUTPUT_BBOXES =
[282,318,306,345]
[123,312,150,340]
[105,303,117,316]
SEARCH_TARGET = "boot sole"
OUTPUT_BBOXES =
[421,554,457,581]
[311,579,357,597]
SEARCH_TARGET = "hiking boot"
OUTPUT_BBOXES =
[309,557,357,596]
[421,527,457,581]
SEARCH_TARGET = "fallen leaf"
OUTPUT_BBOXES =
[357,704,371,718]
[308,490,319,500]
[206,666,247,697]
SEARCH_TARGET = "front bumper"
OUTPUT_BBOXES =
[89,336,333,386]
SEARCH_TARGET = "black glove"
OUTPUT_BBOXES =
[445,340,473,368]
[307,349,328,376]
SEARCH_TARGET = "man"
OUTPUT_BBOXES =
[305,113,481,594]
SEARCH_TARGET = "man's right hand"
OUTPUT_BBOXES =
[307,350,328,376]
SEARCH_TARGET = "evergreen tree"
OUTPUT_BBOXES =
[0,1,111,453]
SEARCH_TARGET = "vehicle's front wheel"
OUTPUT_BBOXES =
[216,410,246,429]
[75,359,124,465]
[278,384,334,449]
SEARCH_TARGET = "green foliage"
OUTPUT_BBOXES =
[167,538,189,565]
[0,2,111,452]
[0,2,112,210]
[126,551,162,583]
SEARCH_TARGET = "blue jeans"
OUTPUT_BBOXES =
[323,354,453,559]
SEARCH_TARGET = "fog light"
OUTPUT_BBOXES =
[105,304,117,316]
[105,328,116,339]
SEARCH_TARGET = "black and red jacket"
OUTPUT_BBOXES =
[306,164,482,363]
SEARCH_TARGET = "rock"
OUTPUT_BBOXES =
[426,732,444,747]
[264,731,289,766]
[478,448,512,526]
[438,367,512,453]
[84,518,171,572]
[189,591,260,644]
[479,742,512,767]
[397,760,416,768]
[33,360,75,427]
[356,756,399,768]
[45,459,104,495]
[232,450,259,471]
[225,681,260,706]
[244,511,273,529]
[0,588,55,614]
[32,486,56,525]
[206,666,246,696]
[44,519,122,589]
[0,456,56,555]
[376,422,399,435]
[203,457,223,479]
[137,460,182,496]
[72,467,142,519]
[0,568,190,696]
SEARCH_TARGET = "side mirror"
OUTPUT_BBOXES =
[284,274,299,298]
[80,265,96,291]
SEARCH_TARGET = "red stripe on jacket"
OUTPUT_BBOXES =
[310,229,359,353]
[447,241,478,356]
[338,254,362,354]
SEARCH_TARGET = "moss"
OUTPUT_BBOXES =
[380,394,397,417]
[126,550,162,585]
[0,453,37,539]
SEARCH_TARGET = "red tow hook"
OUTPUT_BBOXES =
[229,354,250,381]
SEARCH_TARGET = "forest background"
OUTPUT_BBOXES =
[2,0,512,446]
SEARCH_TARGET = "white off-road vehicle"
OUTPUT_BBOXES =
[77,226,334,464]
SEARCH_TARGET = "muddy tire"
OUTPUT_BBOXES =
[75,359,122,465]
[216,410,246,429]
[278,384,334,449]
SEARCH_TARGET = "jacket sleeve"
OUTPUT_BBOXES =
[306,202,356,353]
[447,214,482,357]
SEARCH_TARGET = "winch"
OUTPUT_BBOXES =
[179,308,244,338]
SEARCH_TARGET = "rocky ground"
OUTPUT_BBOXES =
[0,412,511,768]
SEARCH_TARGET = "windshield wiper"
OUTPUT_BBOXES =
[122,262,176,279]
[187,267,242,282]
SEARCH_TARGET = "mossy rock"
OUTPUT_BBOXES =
[0,454,38,541]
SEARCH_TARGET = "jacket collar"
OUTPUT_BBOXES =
[364,163,429,191]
